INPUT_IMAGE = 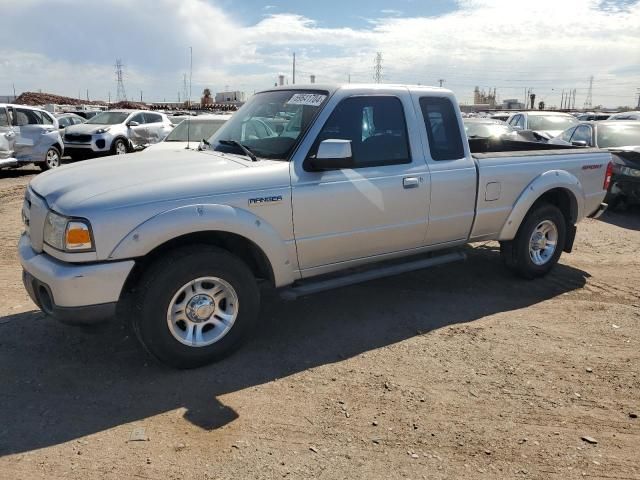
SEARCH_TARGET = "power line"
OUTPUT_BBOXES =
[373,52,383,83]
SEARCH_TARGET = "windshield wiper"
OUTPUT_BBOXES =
[218,139,258,162]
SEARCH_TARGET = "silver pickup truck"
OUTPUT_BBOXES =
[19,84,610,368]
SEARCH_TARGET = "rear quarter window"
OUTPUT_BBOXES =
[419,97,465,161]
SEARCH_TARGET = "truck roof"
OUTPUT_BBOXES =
[259,83,452,96]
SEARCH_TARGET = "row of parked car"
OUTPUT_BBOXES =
[0,103,231,170]
[463,111,640,208]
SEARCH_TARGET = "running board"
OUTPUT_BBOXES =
[280,251,466,300]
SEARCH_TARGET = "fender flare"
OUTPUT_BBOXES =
[498,170,584,241]
[108,204,296,287]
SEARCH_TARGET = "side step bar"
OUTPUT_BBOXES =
[280,251,466,300]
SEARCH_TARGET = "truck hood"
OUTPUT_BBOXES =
[29,150,274,213]
[141,141,197,153]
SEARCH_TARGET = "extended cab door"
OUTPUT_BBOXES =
[290,90,430,273]
[412,94,477,245]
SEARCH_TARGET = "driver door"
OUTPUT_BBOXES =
[0,106,16,161]
[290,93,430,274]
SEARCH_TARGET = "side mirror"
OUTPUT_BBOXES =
[571,140,588,147]
[308,139,354,171]
[128,121,140,127]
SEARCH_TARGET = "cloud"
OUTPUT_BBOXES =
[0,0,638,107]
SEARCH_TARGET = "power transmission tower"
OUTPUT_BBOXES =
[373,52,383,83]
[438,79,445,87]
[584,76,593,109]
[115,59,127,102]
[182,73,188,104]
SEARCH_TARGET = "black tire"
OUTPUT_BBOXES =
[111,138,129,155]
[500,203,566,279]
[132,245,260,369]
[39,146,61,171]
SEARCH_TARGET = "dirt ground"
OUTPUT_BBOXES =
[0,167,638,480]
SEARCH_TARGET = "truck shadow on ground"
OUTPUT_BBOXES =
[0,245,590,455]
[598,207,640,231]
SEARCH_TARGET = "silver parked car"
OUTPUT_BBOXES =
[0,104,64,170]
[143,114,230,153]
[506,111,579,140]
[63,110,173,159]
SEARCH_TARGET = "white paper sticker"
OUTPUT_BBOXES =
[286,93,327,107]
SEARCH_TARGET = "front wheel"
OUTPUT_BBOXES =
[39,147,61,171]
[500,203,566,279]
[132,245,260,369]
[112,138,129,155]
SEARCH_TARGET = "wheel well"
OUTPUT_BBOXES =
[534,188,577,226]
[112,136,130,150]
[51,143,63,154]
[121,231,275,296]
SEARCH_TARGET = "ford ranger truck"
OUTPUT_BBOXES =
[19,84,610,368]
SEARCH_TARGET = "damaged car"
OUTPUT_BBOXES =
[63,110,173,159]
[549,120,640,207]
[0,104,64,170]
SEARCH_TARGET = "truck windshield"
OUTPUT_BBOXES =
[86,112,130,125]
[210,90,329,160]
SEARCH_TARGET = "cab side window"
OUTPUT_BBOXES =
[419,96,464,161]
[314,96,411,168]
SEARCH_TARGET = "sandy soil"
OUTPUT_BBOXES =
[0,168,638,480]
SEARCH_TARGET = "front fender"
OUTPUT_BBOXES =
[108,204,296,287]
[498,170,584,241]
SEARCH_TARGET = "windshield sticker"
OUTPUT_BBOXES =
[286,93,327,107]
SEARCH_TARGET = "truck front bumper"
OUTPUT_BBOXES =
[19,234,134,325]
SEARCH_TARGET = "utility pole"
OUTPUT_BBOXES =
[373,52,383,83]
[292,52,296,85]
[636,88,640,109]
[12,83,16,98]
[348,73,351,84]
[572,88,577,110]
[86,89,89,102]
[438,79,445,87]
[188,47,193,109]
[108,91,111,105]
[140,90,143,102]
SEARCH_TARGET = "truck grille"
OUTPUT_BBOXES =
[23,188,47,253]
[65,133,92,143]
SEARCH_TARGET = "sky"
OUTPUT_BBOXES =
[1,0,639,108]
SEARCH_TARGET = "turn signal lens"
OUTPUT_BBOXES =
[65,222,93,250]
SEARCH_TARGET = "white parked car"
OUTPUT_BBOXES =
[608,111,640,121]
[63,110,173,159]
[143,114,230,153]
[506,111,579,140]
[0,104,64,170]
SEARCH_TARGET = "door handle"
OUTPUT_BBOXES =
[403,177,420,189]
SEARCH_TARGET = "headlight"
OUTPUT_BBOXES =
[43,211,94,252]
[95,127,111,134]
[620,166,640,178]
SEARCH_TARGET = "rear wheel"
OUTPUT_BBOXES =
[39,147,61,171]
[500,203,566,279]
[132,245,260,369]
[112,138,128,155]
